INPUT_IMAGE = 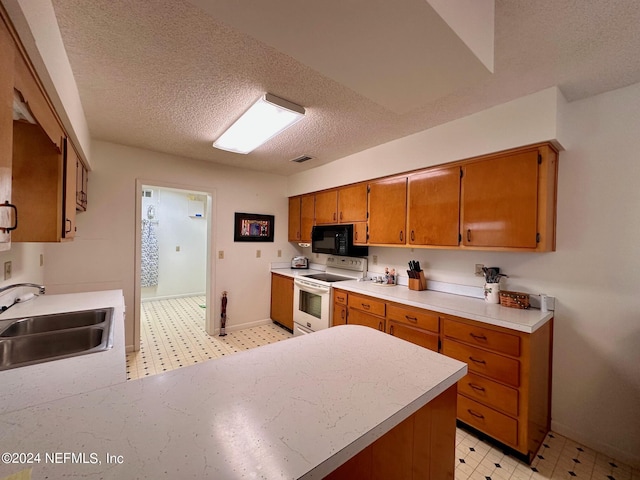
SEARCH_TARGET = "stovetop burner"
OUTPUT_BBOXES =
[303,273,352,283]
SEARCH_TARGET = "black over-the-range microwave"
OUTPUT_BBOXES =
[311,224,369,257]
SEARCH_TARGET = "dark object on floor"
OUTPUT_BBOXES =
[220,291,227,336]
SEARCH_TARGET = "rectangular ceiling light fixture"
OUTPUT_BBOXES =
[213,93,305,154]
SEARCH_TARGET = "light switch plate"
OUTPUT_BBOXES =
[4,261,11,280]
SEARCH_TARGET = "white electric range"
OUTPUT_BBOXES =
[292,255,367,336]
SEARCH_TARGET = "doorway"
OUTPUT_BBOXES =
[133,179,214,352]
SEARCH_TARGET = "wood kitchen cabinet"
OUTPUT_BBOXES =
[314,189,338,225]
[337,183,367,223]
[407,165,461,246]
[311,183,368,226]
[0,15,14,250]
[332,289,348,326]
[270,273,294,331]
[11,123,76,242]
[386,302,440,352]
[347,292,386,332]
[461,145,558,251]
[288,194,314,242]
[441,315,552,462]
[367,176,407,245]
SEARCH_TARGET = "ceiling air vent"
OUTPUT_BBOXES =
[290,155,314,164]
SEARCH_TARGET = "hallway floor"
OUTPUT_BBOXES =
[126,297,638,480]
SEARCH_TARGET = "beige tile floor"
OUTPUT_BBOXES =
[126,297,639,480]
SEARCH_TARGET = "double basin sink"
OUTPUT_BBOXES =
[0,308,114,371]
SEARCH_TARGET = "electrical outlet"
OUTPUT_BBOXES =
[4,261,11,280]
[256,249,261,258]
[372,255,378,265]
[40,254,44,267]
[475,264,484,276]
[277,249,282,258]
[176,246,181,252]
[218,250,224,259]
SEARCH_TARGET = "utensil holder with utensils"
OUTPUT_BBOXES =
[408,271,427,291]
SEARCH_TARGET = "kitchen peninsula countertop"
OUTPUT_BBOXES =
[335,280,553,333]
[0,325,466,479]
[0,290,126,415]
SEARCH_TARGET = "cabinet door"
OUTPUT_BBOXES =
[300,194,314,243]
[270,273,293,330]
[0,18,14,250]
[315,190,338,224]
[353,222,367,245]
[332,303,347,326]
[461,150,539,248]
[338,183,367,223]
[368,177,407,244]
[408,166,460,246]
[348,309,385,332]
[387,320,439,352]
[63,139,77,239]
[11,122,65,242]
[288,196,301,241]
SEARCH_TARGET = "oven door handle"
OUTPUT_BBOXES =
[294,278,331,294]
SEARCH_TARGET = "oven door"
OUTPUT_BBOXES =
[293,278,332,334]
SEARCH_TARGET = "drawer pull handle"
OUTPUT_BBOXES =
[468,383,486,392]
[405,315,418,322]
[390,325,395,335]
[469,356,486,365]
[378,321,383,331]
[470,333,487,341]
[361,303,370,310]
[468,409,485,419]
[337,296,345,302]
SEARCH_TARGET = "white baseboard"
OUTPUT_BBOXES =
[213,318,272,335]
[141,292,206,302]
[551,420,640,468]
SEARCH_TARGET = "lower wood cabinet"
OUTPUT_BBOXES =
[331,288,553,463]
[442,315,552,462]
[326,384,457,480]
[270,273,293,331]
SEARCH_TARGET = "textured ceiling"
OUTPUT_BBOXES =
[51,0,640,176]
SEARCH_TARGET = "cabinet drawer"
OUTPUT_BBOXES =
[457,395,518,447]
[348,309,385,331]
[442,339,520,387]
[387,304,439,333]
[348,294,386,317]
[443,318,520,357]
[387,321,439,352]
[334,290,348,306]
[458,372,519,417]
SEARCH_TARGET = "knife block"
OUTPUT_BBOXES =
[408,271,427,291]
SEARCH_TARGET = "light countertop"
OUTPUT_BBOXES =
[0,290,126,415]
[334,280,553,333]
[0,325,466,479]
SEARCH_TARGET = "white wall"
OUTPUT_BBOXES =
[0,243,45,306]
[141,187,207,300]
[289,84,640,466]
[42,141,301,348]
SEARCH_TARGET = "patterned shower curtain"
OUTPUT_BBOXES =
[141,220,159,287]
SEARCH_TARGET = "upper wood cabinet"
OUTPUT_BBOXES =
[368,177,407,245]
[461,145,557,250]
[288,194,314,242]
[12,123,75,242]
[314,190,338,225]
[0,17,14,251]
[337,183,367,223]
[407,165,461,246]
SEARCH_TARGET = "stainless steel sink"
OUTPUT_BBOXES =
[0,309,108,337]
[0,308,114,371]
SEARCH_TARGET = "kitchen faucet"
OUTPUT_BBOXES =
[0,283,46,295]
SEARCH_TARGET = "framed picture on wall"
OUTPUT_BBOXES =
[233,212,275,242]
